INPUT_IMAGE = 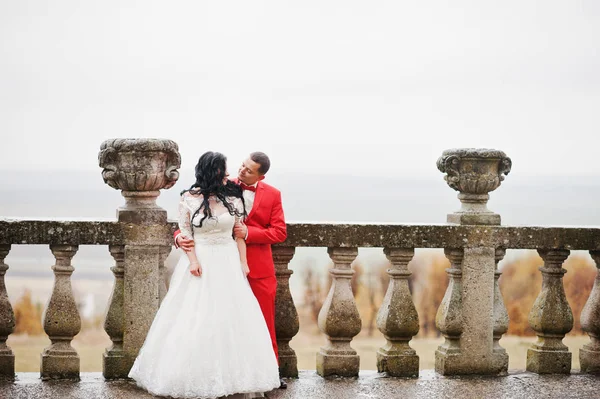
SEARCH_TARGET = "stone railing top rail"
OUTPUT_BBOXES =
[2,219,600,250]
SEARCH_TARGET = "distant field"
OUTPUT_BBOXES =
[7,330,588,372]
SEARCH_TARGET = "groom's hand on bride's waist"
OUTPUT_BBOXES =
[176,235,195,252]
[233,222,247,239]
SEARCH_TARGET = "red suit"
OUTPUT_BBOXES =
[174,181,286,361]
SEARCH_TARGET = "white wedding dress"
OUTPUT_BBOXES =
[129,194,280,398]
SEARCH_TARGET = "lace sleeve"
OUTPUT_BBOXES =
[178,194,194,239]
[234,197,246,222]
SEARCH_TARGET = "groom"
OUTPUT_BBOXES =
[174,151,288,389]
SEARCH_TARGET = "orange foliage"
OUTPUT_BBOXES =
[410,255,449,337]
[13,289,44,335]
[499,253,542,336]
[500,253,596,336]
[564,256,597,334]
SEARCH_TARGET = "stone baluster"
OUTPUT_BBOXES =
[580,250,600,372]
[99,138,180,374]
[317,247,361,377]
[376,247,419,377]
[0,245,15,380]
[527,249,573,374]
[273,246,298,378]
[436,148,511,375]
[435,248,464,373]
[493,248,509,373]
[41,245,81,380]
[103,245,126,379]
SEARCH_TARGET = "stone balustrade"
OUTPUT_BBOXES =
[0,140,598,383]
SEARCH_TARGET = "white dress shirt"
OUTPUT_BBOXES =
[242,182,257,240]
[243,182,257,214]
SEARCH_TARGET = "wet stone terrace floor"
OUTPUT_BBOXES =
[1,370,600,399]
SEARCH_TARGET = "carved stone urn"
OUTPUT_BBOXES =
[437,148,511,225]
[98,138,181,222]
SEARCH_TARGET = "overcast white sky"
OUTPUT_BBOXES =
[1,1,599,178]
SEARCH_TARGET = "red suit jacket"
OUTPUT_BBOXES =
[173,180,287,278]
[239,180,287,278]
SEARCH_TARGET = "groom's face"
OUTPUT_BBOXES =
[238,158,263,185]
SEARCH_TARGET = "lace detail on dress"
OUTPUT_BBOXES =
[233,197,245,226]
[195,235,234,245]
[179,193,245,240]
[178,194,195,239]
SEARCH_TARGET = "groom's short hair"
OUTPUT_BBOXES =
[250,152,270,175]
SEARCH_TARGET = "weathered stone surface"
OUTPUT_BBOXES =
[282,223,600,250]
[3,371,600,399]
[0,245,15,380]
[492,248,509,373]
[437,148,512,193]
[273,247,299,378]
[5,219,600,251]
[41,245,81,380]
[376,248,419,378]
[436,247,504,375]
[122,246,161,372]
[0,220,125,245]
[579,251,600,373]
[435,249,463,373]
[103,246,126,379]
[98,138,180,192]
[460,247,497,373]
[317,248,361,377]
[527,250,573,374]
[118,212,172,376]
[437,148,511,226]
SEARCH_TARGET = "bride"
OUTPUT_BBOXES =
[129,151,280,398]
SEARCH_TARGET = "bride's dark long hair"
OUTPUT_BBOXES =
[180,151,246,227]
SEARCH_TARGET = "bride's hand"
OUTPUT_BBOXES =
[241,262,250,277]
[189,262,202,277]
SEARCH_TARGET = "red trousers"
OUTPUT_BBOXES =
[247,275,278,362]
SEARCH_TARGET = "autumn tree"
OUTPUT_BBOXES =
[500,253,596,336]
[410,254,449,337]
[302,264,324,323]
[13,289,44,335]
[355,258,389,337]
[564,255,596,334]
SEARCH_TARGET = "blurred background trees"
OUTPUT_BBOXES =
[13,289,43,335]
[300,250,596,338]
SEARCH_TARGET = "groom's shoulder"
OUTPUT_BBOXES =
[260,181,281,195]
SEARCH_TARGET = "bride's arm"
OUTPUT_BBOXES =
[186,245,202,277]
[179,194,202,277]
[234,213,249,276]
[236,236,249,276]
